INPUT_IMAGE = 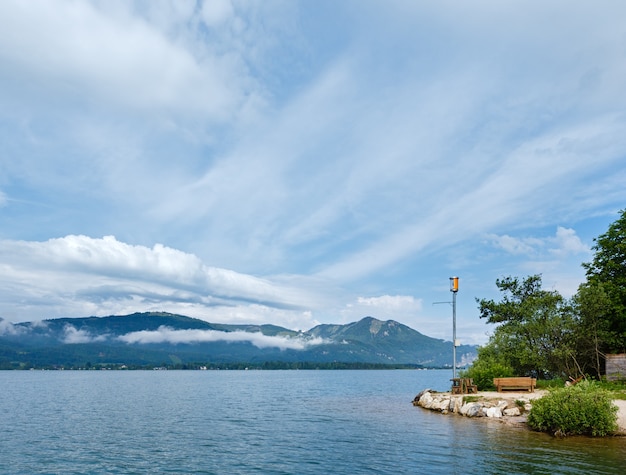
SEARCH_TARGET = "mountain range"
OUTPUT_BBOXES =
[0,312,477,369]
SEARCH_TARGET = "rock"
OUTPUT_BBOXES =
[504,407,521,417]
[461,402,483,417]
[419,391,434,408]
[451,397,463,414]
[435,398,451,412]
[414,389,432,402]
[413,388,541,423]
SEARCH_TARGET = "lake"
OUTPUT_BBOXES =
[1,369,624,474]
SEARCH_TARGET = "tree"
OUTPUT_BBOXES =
[581,209,626,353]
[460,340,514,390]
[571,282,615,378]
[476,275,574,378]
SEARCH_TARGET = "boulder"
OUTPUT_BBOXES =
[413,389,534,421]
[485,406,503,418]
[451,397,463,414]
[414,389,432,402]
[504,407,521,417]
[435,398,451,412]
[460,402,484,417]
[419,391,434,408]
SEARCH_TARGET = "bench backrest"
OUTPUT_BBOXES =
[493,377,536,386]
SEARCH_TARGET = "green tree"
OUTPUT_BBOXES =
[581,209,626,353]
[571,282,615,378]
[476,275,574,378]
[460,342,514,390]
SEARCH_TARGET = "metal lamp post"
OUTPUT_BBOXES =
[450,276,459,379]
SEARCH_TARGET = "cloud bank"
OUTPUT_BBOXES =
[117,325,326,350]
[0,234,321,326]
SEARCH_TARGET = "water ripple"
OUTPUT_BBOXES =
[1,370,624,474]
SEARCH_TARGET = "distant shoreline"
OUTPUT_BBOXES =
[2,363,446,371]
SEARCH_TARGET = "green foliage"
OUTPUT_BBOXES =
[459,345,514,390]
[527,381,618,437]
[581,209,626,353]
[476,275,574,378]
[469,212,626,383]
[589,379,626,399]
[571,282,616,377]
[536,378,566,389]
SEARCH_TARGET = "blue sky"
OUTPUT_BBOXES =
[1,0,625,345]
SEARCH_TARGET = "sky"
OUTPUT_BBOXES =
[1,0,625,346]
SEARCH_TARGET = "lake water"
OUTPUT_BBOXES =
[1,369,624,474]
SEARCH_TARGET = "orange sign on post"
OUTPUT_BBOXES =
[450,276,459,293]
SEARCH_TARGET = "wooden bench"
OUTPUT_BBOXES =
[493,377,536,392]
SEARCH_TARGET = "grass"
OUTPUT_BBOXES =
[597,380,626,400]
[537,378,626,399]
[536,378,565,389]
[463,395,481,403]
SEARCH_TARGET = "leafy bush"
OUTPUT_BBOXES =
[459,351,514,391]
[527,381,618,437]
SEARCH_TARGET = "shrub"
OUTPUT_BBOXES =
[459,359,514,391]
[527,381,618,437]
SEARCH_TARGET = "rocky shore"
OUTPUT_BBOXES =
[413,389,626,435]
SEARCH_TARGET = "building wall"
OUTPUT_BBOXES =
[606,354,626,381]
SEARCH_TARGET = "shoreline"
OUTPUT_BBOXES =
[413,389,626,436]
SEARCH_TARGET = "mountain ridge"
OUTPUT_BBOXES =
[0,312,477,369]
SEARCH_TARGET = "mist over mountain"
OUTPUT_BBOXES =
[0,312,477,369]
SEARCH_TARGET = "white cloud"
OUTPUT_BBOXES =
[0,318,24,336]
[0,235,307,304]
[488,227,590,258]
[487,234,541,256]
[117,325,326,350]
[485,227,592,298]
[200,0,234,27]
[0,0,249,119]
[551,226,590,256]
[0,235,320,324]
[62,324,108,344]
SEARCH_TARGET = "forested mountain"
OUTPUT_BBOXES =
[0,312,476,369]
